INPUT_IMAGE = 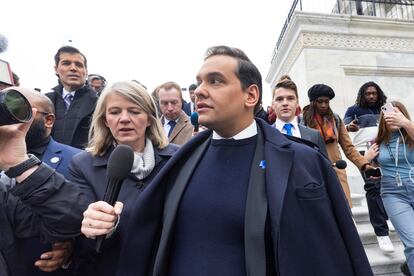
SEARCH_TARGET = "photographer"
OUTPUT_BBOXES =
[0,88,87,275]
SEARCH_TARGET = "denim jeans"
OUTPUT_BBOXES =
[381,177,414,274]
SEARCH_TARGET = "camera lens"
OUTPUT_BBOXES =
[0,89,32,125]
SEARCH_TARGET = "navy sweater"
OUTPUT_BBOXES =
[168,136,257,276]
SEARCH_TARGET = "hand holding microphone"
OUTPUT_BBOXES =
[80,145,134,252]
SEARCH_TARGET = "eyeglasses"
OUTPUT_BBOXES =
[36,110,50,116]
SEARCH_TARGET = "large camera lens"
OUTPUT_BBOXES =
[0,89,32,125]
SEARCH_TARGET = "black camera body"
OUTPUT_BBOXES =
[0,89,32,125]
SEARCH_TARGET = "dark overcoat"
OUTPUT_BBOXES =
[117,119,372,276]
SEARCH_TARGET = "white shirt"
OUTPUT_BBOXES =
[190,102,195,114]
[274,117,301,138]
[62,88,75,100]
[213,120,257,140]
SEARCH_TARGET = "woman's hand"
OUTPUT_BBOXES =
[384,108,411,129]
[81,201,123,238]
[364,143,379,163]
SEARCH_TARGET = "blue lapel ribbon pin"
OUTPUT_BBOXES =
[259,160,266,169]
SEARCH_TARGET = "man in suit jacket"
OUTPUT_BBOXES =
[271,77,328,157]
[158,81,193,145]
[46,46,97,149]
[0,87,82,275]
[183,84,197,116]
[90,46,372,275]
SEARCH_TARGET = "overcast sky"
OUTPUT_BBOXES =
[0,0,293,106]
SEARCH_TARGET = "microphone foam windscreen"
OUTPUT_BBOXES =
[107,145,134,180]
[190,112,199,126]
[336,160,347,169]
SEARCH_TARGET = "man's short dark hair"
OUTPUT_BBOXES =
[356,81,387,107]
[54,46,87,68]
[204,45,262,113]
[188,84,197,91]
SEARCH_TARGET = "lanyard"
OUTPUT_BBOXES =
[387,137,402,185]
[386,137,400,166]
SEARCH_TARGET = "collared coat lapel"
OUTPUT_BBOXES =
[42,139,63,170]
[163,111,193,145]
[152,137,210,276]
[259,120,294,255]
[244,127,267,276]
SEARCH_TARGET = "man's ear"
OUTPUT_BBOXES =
[44,114,55,129]
[244,84,260,109]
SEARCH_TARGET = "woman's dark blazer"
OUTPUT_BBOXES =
[68,143,179,276]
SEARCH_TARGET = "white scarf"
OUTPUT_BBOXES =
[130,138,155,180]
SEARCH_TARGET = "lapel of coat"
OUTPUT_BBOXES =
[257,120,294,247]
[73,87,97,122]
[168,112,187,142]
[42,139,63,170]
[152,136,210,275]
[244,126,267,276]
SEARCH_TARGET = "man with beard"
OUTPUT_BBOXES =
[343,82,395,253]
[0,87,81,275]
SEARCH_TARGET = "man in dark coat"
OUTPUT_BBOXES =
[95,45,372,275]
[0,98,86,276]
[46,46,97,149]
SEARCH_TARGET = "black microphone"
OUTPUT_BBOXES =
[190,112,199,132]
[0,34,8,53]
[333,160,347,170]
[96,145,134,253]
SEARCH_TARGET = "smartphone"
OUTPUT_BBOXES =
[353,114,359,124]
[381,103,394,114]
[364,167,383,178]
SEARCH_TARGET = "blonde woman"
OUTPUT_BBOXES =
[72,81,179,275]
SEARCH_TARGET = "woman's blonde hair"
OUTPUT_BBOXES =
[86,80,169,156]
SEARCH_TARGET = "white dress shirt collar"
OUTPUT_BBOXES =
[213,120,257,140]
[274,117,301,138]
[62,88,75,99]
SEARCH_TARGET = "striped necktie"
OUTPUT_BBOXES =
[64,94,74,109]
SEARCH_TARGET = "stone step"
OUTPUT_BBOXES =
[352,192,366,207]
[356,222,401,246]
[352,204,370,224]
[350,194,407,275]
[365,242,406,275]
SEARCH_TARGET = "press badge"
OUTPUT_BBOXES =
[396,173,402,186]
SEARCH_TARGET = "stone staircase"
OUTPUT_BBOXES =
[352,193,406,275]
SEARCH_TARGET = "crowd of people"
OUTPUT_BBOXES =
[0,44,413,276]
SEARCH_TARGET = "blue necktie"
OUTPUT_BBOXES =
[167,120,176,137]
[283,123,293,136]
